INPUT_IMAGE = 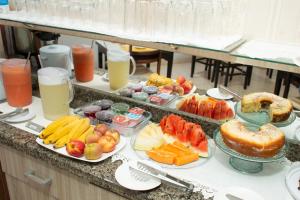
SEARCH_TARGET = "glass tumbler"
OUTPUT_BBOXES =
[135,0,151,37]
[94,0,110,32]
[109,0,126,33]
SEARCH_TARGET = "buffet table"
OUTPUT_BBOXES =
[0,83,298,200]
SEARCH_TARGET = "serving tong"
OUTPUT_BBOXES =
[218,85,242,101]
[0,108,29,121]
[129,161,194,192]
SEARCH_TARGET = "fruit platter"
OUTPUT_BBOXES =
[175,94,235,122]
[117,74,196,106]
[73,100,152,136]
[132,114,214,169]
[36,115,126,163]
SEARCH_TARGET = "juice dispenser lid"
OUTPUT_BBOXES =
[40,45,71,54]
[38,67,69,85]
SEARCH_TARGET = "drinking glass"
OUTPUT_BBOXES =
[193,0,214,40]
[80,1,95,29]
[15,0,26,12]
[109,0,125,34]
[151,0,170,40]
[124,0,136,35]
[135,0,150,38]
[172,0,193,41]
[94,0,110,32]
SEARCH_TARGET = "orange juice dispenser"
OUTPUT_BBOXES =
[1,58,32,107]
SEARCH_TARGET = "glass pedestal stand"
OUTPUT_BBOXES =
[214,128,286,174]
[229,157,263,173]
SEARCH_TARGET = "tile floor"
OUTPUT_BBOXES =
[133,60,299,99]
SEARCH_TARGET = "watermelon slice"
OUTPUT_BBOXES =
[197,139,209,158]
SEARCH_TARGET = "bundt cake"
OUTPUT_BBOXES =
[220,120,285,158]
[241,92,293,122]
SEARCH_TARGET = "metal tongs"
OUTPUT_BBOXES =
[130,161,194,192]
[0,108,28,121]
[218,85,242,101]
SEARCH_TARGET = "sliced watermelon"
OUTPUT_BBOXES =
[197,139,209,158]
[160,116,167,130]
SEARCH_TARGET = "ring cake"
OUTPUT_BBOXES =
[220,120,285,158]
[241,92,293,122]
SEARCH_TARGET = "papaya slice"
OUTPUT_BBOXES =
[160,144,187,156]
[147,149,176,165]
[174,153,199,166]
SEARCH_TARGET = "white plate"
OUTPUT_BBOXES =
[214,186,264,200]
[36,136,126,163]
[206,88,233,100]
[115,160,161,191]
[286,162,300,200]
[131,136,215,169]
[4,109,36,123]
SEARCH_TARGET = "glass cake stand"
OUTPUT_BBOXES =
[214,127,286,174]
[235,101,296,127]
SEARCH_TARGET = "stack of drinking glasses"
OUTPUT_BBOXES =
[8,0,246,49]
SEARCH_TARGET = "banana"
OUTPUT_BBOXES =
[39,115,79,139]
[77,126,94,143]
[67,118,90,142]
[48,118,81,143]
[53,134,69,149]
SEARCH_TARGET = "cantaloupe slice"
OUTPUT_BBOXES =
[174,153,199,166]
[147,149,176,165]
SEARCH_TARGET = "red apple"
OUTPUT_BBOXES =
[181,80,193,94]
[98,135,117,153]
[66,140,85,157]
[104,129,120,144]
[94,124,109,136]
[176,75,186,85]
[85,134,101,144]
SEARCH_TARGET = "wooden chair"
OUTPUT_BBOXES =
[274,71,300,98]
[190,56,214,79]
[127,45,162,74]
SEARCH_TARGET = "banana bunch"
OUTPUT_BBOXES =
[39,115,94,149]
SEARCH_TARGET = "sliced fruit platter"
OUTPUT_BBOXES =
[36,115,126,163]
[175,94,235,122]
[132,114,214,168]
